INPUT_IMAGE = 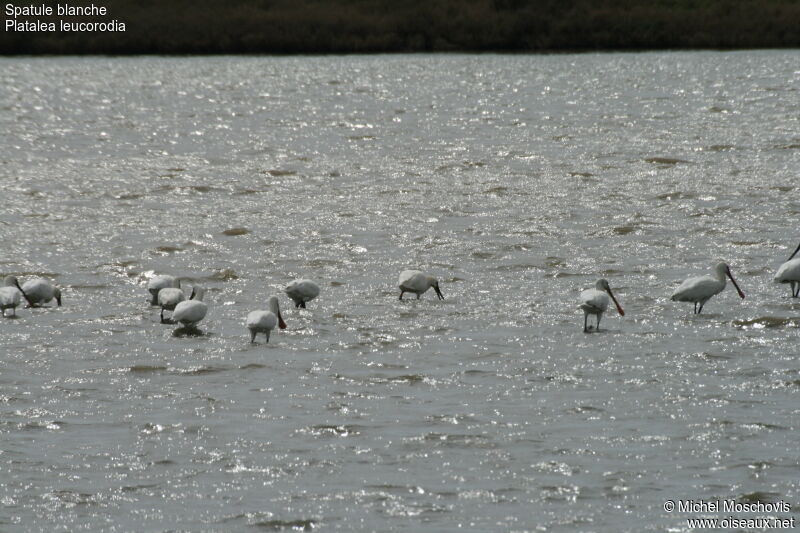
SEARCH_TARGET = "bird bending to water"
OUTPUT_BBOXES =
[158,284,186,323]
[246,295,287,343]
[285,279,320,309]
[774,241,800,298]
[671,262,745,314]
[0,276,32,317]
[172,287,207,328]
[398,270,444,300]
[21,278,61,307]
[148,275,179,306]
[580,279,625,332]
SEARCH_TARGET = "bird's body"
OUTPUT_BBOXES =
[158,287,186,323]
[285,279,320,309]
[148,275,179,305]
[580,279,624,332]
[21,278,61,307]
[671,262,745,313]
[774,242,800,297]
[172,287,207,328]
[0,276,30,317]
[398,270,444,300]
[246,295,287,343]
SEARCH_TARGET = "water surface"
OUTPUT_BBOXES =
[1,51,799,531]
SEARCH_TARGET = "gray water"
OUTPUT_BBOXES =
[1,51,798,532]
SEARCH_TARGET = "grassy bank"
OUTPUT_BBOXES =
[2,0,799,54]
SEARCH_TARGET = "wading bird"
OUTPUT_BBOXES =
[172,287,207,328]
[147,275,179,306]
[246,295,287,343]
[21,278,62,307]
[398,270,444,300]
[671,262,745,314]
[774,241,800,297]
[0,276,32,317]
[580,279,625,332]
[158,284,186,323]
[285,279,320,309]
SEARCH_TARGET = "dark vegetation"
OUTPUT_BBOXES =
[3,0,799,54]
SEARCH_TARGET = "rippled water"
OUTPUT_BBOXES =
[1,51,799,531]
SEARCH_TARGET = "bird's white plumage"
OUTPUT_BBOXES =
[148,275,179,305]
[285,279,320,308]
[158,287,185,311]
[172,287,207,327]
[773,242,800,297]
[579,279,623,332]
[247,310,277,333]
[21,278,61,307]
[399,270,429,293]
[671,263,728,304]
[246,295,284,342]
[0,276,23,317]
[671,262,744,313]
[774,259,800,283]
[398,270,443,300]
[580,289,610,313]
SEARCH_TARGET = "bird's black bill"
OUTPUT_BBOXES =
[606,288,625,316]
[726,268,745,299]
[789,242,800,262]
[14,281,35,307]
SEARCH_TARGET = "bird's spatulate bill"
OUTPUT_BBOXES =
[726,268,745,299]
[608,288,625,316]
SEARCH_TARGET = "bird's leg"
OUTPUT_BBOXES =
[160,308,167,323]
[300,302,306,309]
[399,291,404,300]
[693,302,697,314]
[416,293,421,300]
[596,313,602,332]
[250,330,256,343]
[698,302,704,314]
[295,302,301,308]
[583,313,589,333]
[792,282,798,298]
[265,331,270,343]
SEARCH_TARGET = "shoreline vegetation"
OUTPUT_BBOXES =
[2,0,799,55]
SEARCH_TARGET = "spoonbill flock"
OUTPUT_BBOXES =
[3,240,799,337]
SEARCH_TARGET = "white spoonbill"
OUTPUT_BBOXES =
[21,278,62,307]
[774,241,800,297]
[0,276,32,317]
[147,275,179,305]
[580,279,625,332]
[671,262,745,314]
[172,287,207,328]
[246,295,287,343]
[285,279,320,309]
[398,270,444,300]
[158,284,186,323]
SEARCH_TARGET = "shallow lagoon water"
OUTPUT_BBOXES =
[1,51,799,531]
